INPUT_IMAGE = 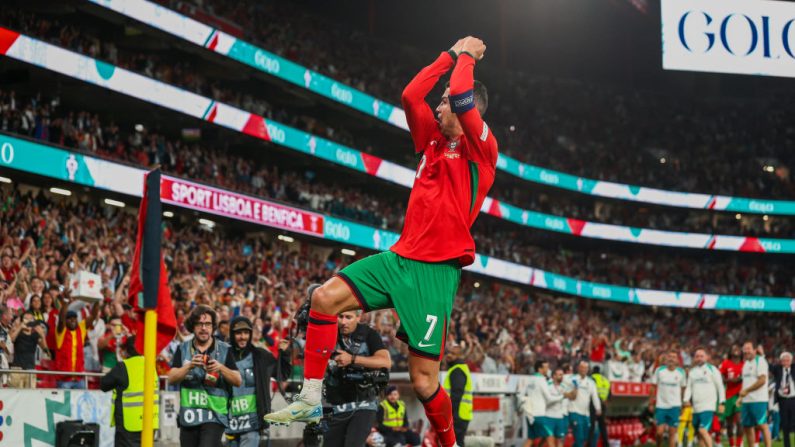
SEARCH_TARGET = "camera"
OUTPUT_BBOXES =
[293,285,319,334]
[340,367,390,388]
[329,366,390,399]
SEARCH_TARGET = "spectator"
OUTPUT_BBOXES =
[54,293,100,389]
[9,311,48,387]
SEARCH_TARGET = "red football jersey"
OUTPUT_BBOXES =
[720,359,745,398]
[391,52,498,266]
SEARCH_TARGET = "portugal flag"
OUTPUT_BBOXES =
[128,169,177,355]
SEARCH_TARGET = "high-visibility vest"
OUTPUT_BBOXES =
[177,340,232,428]
[227,351,259,434]
[593,373,610,401]
[112,356,159,432]
[444,363,473,421]
[380,399,406,428]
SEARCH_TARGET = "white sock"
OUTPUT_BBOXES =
[299,378,323,405]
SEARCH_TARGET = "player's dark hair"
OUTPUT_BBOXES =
[473,80,488,116]
[444,80,489,116]
[185,304,217,333]
[534,360,548,372]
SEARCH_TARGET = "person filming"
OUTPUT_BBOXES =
[320,310,391,447]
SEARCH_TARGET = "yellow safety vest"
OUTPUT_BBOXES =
[380,399,406,428]
[593,373,610,401]
[112,356,160,432]
[444,363,473,421]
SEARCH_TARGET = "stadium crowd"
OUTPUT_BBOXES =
[1,86,791,239]
[2,86,794,298]
[164,0,795,201]
[1,89,794,297]
[3,4,795,208]
[0,183,792,386]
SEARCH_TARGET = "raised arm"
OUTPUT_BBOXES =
[448,38,498,165]
[401,41,460,152]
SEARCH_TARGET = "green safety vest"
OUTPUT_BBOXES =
[380,399,406,428]
[593,373,610,401]
[111,356,160,432]
[178,340,232,428]
[227,352,258,434]
[444,363,473,421]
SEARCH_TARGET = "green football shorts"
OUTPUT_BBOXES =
[723,395,741,419]
[336,251,461,360]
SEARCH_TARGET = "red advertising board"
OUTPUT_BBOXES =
[610,381,652,397]
[161,176,324,236]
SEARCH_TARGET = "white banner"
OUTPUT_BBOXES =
[662,0,795,78]
[0,389,114,447]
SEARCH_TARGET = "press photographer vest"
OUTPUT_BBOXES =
[227,352,259,434]
[325,324,376,408]
[178,340,232,428]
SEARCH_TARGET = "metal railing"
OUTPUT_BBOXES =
[0,368,171,389]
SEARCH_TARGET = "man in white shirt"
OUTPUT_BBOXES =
[628,350,646,383]
[739,342,772,447]
[569,361,601,447]
[547,367,576,447]
[684,348,725,447]
[520,360,562,447]
[606,352,630,382]
[650,351,687,447]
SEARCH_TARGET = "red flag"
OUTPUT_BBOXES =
[128,169,177,355]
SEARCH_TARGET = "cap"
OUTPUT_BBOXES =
[385,385,398,395]
[65,310,78,319]
[230,316,253,333]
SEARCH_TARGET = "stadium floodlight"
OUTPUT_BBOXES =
[198,218,215,227]
[0,176,11,183]
[278,235,295,243]
[104,198,125,208]
[341,248,356,256]
[50,187,72,196]
[163,211,174,218]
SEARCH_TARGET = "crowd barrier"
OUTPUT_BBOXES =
[0,369,652,446]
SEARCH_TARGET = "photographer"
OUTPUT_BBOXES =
[225,316,292,447]
[167,305,242,447]
[322,310,391,447]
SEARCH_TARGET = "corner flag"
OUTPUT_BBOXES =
[128,169,177,354]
